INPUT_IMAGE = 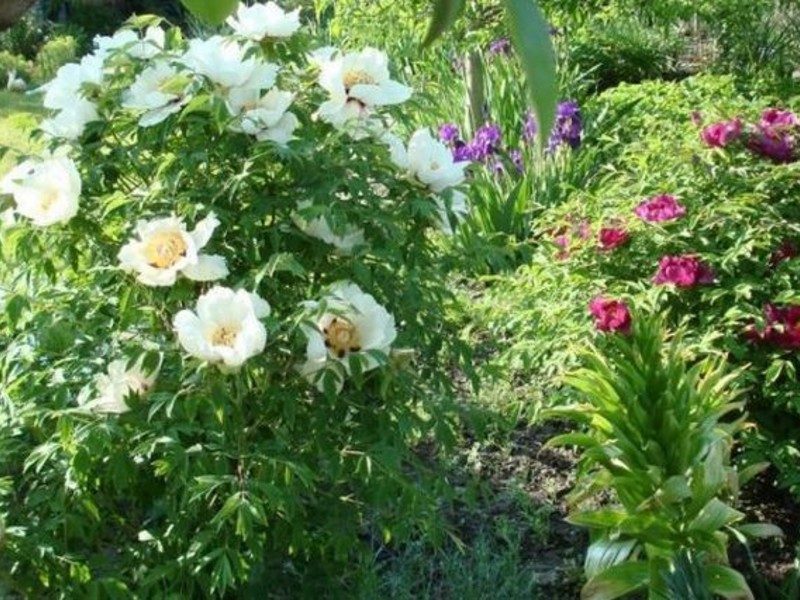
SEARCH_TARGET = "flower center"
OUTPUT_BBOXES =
[144,231,187,269]
[39,188,60,211]
[343,70,376,93]
[323,316,361,358]
[211,324,239,348]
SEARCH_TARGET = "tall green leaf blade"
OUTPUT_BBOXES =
[422,0,466,47]
[180,0,239,25]
[502,0,557,144]
[581,561,649,600]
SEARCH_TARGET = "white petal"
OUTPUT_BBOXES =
[189,212,220,248]
[182,254,228,281]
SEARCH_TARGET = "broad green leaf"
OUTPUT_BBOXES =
[422,0,466,47]
[659,475,692,504]
[585,537,638,579]
[567,508,627,528]
[689,498,744,533]
[704,565,754,600]
[180,0,239,25]
[736,461,768,485]
[734,523,783,539]
[545,432,599,449]
[581,561,649,600]
[502,0,557,144]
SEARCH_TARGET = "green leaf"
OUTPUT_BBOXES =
[567,508,627,529]
[180,0,239,25]
[737,461,769,485]
[734,523,783,539]
[502,0,557,145]
[581,561,649,600]
[422,0,466,47]
[689,498,744,533]
[703,565,755,600]
[545,432,599,449]
[585,537,639,579]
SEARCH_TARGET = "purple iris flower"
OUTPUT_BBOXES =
[469,123,502,161]
[438,123,460,144]
[509,149,524,173]
[523,111,538,143]
[547,100,582,153]
[488,38,512,56]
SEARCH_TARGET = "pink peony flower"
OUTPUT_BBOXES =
[701,119,742,148]
[598,227,630,251]
[589,296,631,334]
[770,241,798,267]
[747,127,795,163]
[653,255,715,288]
[634,195,686,223]
[748,304,800,350]
[760,108,799,130]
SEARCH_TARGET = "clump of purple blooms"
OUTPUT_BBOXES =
[435,101,582,177]
[547,101,583,153]
[488,38,512,57]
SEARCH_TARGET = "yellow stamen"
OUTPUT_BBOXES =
[323,317,361,359]
[144,230,187,269]
[343,70,376,92]
[211,325,238,348]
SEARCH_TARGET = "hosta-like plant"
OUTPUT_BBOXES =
[0,7,473,597]
[545,315,781,600]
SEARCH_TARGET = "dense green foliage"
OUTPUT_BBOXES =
[3,0,800,597]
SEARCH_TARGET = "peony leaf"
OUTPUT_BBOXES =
[422,0,466,47]
[502,0,557,145]
[180,0,239,25]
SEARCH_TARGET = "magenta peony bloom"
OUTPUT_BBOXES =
[653,255,715,288]
[701,119,742,148]
[634,195,686,223]
[770,241,798,267]
[760,108,799,130]
[598,227,630,251]
[748,304,800,349]
[747,127,795,163]
[589,296,632,334]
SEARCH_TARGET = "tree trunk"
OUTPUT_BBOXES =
[0,0,38,32]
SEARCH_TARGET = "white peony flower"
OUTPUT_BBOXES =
[227,87,298,145]
[122,61,191,127]
[118,213,229,287]
[389,128,468,193]
[174,287,270,370]
[316,48,411,130]
[292,201,365,253]
[0,155,81,226]
[95,26,165,61]
[87,355,159,414]
[307,46,338,68]
[182,36,278,90]
[39,98,99,140]
[41,54,104,111]
[227,2,301,41]
[435,190,470,235]
[299,282,396,392]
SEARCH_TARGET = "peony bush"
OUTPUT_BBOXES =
[0,7,472,596]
